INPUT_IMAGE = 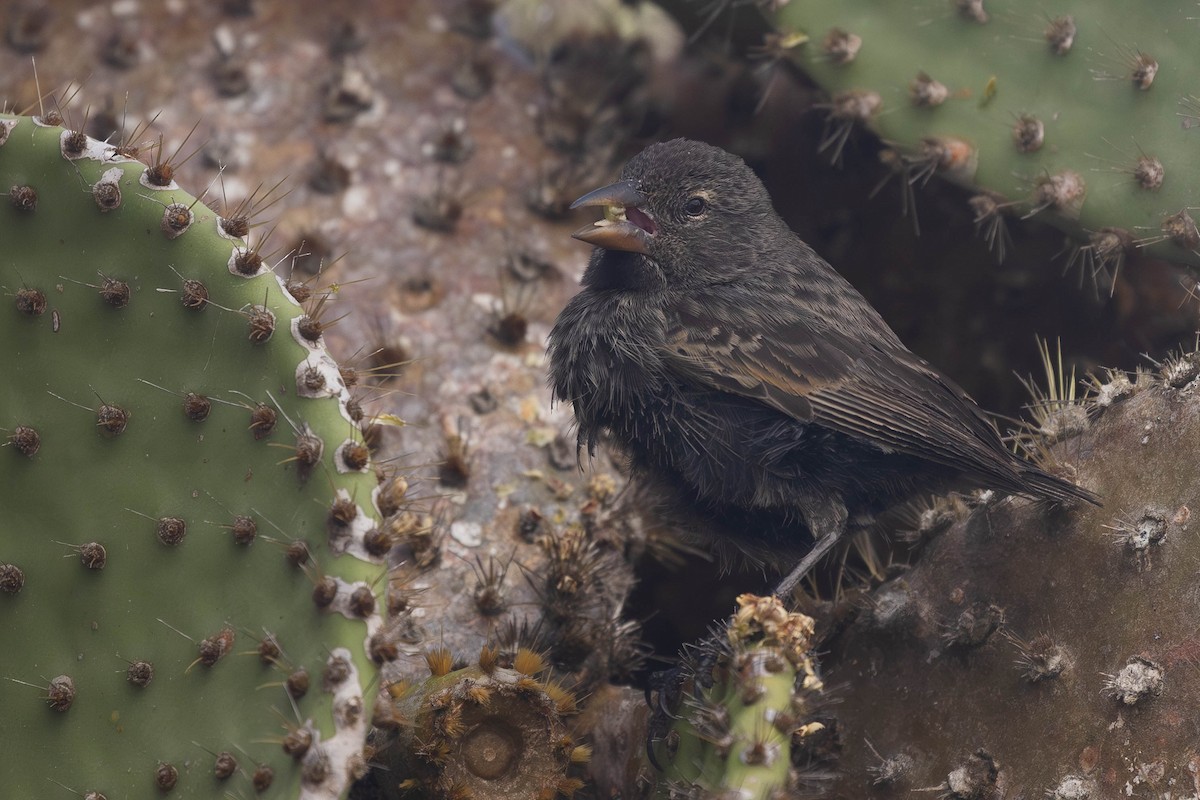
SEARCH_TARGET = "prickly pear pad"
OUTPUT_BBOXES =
[1,115,382,799]
[774,0,1200,269]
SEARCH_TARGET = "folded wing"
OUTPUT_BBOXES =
[661,291,1085,501]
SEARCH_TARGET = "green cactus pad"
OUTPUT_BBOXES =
[772,0,1200,269]
[1,115,383,799]
[655,594,823,799]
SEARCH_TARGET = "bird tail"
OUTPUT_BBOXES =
[1017,466,1101,506]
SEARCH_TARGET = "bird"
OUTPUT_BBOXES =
[547,138,1099,597]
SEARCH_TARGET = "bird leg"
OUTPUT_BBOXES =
[773,490,848,599]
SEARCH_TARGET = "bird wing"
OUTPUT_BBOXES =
[660,291,1019,482]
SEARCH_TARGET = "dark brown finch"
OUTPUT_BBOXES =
[548,139,1099,596]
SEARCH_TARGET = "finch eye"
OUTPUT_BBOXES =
[683,196,707,216]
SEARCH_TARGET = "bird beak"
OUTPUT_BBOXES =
[569,181,655,255]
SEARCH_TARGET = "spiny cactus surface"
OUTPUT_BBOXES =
[1,114,383,799]
[373,644,591,800]
[653,594,823,799]
[773,0,1200,270]
[823,368,1200,794]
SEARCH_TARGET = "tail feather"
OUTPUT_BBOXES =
[1018,466,1101,506]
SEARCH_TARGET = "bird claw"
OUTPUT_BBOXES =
[642,639,723,770]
